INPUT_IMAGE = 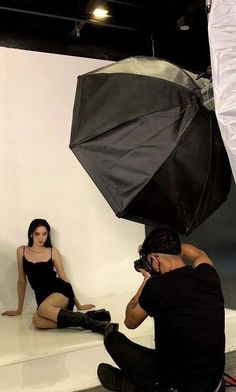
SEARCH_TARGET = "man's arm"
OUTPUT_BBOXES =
[124,277,149,329]
[181,243,213,268]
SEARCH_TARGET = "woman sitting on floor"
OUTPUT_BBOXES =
[2,218,117,334]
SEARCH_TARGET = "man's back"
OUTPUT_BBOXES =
[139,263,225,392]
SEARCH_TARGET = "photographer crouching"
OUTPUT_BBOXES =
[97,227,225,392]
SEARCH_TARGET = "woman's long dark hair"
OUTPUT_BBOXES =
[27,219,52,247]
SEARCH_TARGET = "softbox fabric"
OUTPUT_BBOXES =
[208,0,236,182]
[70,57,231,234]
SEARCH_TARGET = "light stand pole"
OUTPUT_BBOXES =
[205,0,212,19]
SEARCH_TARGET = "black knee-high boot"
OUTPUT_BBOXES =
[57,309,118,335]
[85,309,111,322]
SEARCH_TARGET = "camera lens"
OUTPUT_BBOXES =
[134,254,152,273]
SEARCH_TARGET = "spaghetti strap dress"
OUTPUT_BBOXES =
[23,247,75,310]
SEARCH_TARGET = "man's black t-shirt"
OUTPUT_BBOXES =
[139,264,225,392]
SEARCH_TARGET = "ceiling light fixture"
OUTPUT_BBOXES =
[177,16,192,31]
[86,0,109,19]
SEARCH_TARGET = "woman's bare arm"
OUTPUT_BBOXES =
[52,248,95,311]
[2,246,27,316]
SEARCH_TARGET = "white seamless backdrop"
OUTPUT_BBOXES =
[0,47,144,311]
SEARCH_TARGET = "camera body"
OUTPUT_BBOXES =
[134,253,153,273]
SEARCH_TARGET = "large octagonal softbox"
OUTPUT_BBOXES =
[70,57,231,234]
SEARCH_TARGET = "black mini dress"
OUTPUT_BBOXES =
[23,247,75,310]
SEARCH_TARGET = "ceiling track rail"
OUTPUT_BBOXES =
[0,6,140,31]
[108,0,144,7]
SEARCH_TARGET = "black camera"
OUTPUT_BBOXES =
[134,253,153,273]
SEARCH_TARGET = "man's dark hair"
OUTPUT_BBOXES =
[141,227,181,256]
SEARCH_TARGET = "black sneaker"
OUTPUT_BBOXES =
[97,363,138,392]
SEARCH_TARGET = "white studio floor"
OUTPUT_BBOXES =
[0,292,154,392]
[1,293,236,392]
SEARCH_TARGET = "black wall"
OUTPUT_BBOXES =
[146,182,236,309]
[184,182,236,309]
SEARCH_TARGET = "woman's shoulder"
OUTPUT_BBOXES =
[17,245,25,253]
[51,247,60,257]
[16,245,26,260]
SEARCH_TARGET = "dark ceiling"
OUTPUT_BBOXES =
[0,0,210,73]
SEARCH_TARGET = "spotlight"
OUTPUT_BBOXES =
[86,0,109,18]
[177,16,192,31]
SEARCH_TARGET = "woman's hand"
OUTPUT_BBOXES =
[76,303,96,311]
[1,310,22,316]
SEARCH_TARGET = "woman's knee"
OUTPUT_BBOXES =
[37,302,50,319]
[32,312,43,329]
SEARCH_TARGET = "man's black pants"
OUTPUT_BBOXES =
[104,330,168,392]
[104,330,225,392]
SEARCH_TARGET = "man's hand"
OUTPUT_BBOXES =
[137,244,143,253]
[138,268,151,279]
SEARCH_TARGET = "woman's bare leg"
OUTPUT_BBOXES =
[33,293,69,329]
[32,313,57,329]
